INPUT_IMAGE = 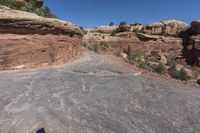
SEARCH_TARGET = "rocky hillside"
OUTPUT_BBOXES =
[0,6,83,70]
[83,20,200,85]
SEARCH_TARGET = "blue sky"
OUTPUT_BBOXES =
[44,0,199,28]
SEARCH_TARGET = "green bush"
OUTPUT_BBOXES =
[155,63,166,75]
[109,22,114,26]
[124,45,132,60]
[0,0,16,8]
[119,21,127,26]
[167,59,177,68]
[170,68,189,81]
[93,43,99,53]
[132,29,142,33]
[79,27,87,34]
[102,43,109,49]
[0,0,56,18]
[125,48,149,69]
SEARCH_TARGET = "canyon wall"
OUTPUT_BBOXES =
[0,6,83,70]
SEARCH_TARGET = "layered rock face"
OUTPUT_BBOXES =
[143,20,189,36]
[91,26,118,34]
[0,6,82,70]
[184,20,200,66]
[143,22,163,35]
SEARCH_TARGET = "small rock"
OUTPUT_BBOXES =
[160,56,167,65]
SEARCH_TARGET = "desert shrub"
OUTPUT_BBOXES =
[124,45,132,60]
[170,68,189,81]
[109,22,114,26]
[119,21,127,26]
[155,63,166,75]
[0,0,56,18]
[167,59,177,68]
[192,66,200,78]
[126,48,149,69]
[114,51,121,56]
[102,43,109,49]
[79,27,87,34]
[93,43,99,53]
[132,29,142,33]
[0,0,16,8]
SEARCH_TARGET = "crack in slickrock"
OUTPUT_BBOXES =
[71,70,129,76]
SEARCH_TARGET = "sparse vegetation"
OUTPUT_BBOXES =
[102,42,109,49]
[109,22,114,26]
[167,60,189,81]
[119,21,127,26]
[114,51,121,57]
[155,63,166,75]
[124,46,149,69]
[0,0,16,8]
[132,29,142,33]
[169,67,189,81]
[79,27,87,34]
[0,0,56,18]
[93,43,99,53]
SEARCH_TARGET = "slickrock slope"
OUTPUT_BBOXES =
[0,52,200,133]
[0,6,83,70]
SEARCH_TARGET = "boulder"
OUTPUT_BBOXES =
[143,22,163,35]
[191,20,200,34]
[117,25,131,32]
[130,23,144,32]
[0,6,82,70]
[161,20,189,36]
[160,55,167,65]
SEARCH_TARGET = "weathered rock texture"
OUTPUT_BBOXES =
[184,20,200,66]
[143,22,163,35]
[130,23,144,32]
[0,6,82,70]
[191,20,200,34]
[91,26,118,34]
[143,20,189,36]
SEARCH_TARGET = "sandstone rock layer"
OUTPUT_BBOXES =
[0,6,83,70]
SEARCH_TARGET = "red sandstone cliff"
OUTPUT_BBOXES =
[0,6,83,70]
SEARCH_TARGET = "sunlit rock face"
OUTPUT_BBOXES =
[0,6,83,70]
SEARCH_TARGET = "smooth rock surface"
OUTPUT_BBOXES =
[0,53,200,133]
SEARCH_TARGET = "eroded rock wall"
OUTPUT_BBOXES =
[0,6,83,70]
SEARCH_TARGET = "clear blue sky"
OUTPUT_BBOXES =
[44,0,199,28]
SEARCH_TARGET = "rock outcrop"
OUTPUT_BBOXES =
[91,26,118,34]
[143,20,189,36]
[0,6,82,70]
[0,6,82,36]
[143,22,163,35]
[130,23,144,32]
[161,20,189,36]
[191,20,200,34]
